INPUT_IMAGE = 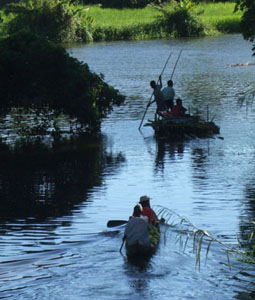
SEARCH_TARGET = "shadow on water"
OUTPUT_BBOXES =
[0,135,125,221]
[154,137,185,172]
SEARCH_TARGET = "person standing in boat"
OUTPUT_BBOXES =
[162,79,175,111]
[139,195,158,225]
[171,98,187,117]
[148,75,167,116]
[123,205,151,247]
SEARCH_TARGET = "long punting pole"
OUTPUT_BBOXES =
[138,51,172,131]
[170,49,182,80]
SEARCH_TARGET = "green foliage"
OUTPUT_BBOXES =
[155,0,205,38]
[0,31,124,136]
[0,0,19,9]
[93,22,162,41]
[235,0,255,54]
[3,0,93,42]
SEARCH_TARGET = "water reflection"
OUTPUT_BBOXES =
[1,34,255,300]
[154,138,185,172]
[0,136,125,221]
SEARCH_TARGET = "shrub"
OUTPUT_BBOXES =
[155,0,205,37]
[0,31,125,136]
[3,0,93,42]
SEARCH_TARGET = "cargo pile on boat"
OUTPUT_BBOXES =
[145,115,220,139]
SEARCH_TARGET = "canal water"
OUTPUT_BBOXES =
[1,34,255,299]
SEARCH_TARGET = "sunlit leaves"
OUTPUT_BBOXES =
[154,0,205,38]
[3,0,94,42]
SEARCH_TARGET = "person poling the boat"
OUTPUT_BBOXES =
[122,204,151,247]
[148,75,167,116]
[162,79,175,111]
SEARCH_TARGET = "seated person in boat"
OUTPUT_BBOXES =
[139,195,158,225]
[162,79,175,111]
[123,205,151,247]
[148,76,167,116]
[171,98,187,117]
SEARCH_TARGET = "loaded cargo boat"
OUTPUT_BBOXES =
[144,114,220,139]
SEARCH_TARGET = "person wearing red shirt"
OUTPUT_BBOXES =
[139,195,158,224]
[171,98,187,117]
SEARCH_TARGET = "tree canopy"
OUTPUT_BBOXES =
[235,0,255,55]
[0,31,124,138]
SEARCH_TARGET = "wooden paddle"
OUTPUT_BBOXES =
[107,220,127,227]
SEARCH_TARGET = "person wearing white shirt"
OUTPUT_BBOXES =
[162,80,175,111]
[123,205,151,247]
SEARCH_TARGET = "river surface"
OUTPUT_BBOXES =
[1,34,255,299]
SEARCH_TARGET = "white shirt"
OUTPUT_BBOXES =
[124,217,151,246]
[162,86,175,101]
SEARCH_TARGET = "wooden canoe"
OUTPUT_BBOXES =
[125,224,160,259]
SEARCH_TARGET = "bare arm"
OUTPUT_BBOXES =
[158,75,162,89]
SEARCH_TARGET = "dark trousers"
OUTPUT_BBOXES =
[165,99,174,110]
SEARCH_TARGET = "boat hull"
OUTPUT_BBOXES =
[126,242,157,258]
[125,224,160,259]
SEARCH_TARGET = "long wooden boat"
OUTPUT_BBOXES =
[125,224,160,259]
[144,115,220,139]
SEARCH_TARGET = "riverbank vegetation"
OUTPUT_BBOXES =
[0,1,242,43]
[0,30,124,148]
[235,0,255,55]
[88,1,241,40]
[0,0,253,148]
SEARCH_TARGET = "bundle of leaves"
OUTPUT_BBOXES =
[155,0,205,38]
[2,0,93,43]
[0,31,124,136]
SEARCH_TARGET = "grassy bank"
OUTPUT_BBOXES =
[198,2,242,34]
[86,2,242,40]
[0,2,242,42]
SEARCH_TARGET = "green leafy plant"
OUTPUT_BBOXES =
[155,0,205,37]
[3,0,94,42]
[155,205,255,271]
